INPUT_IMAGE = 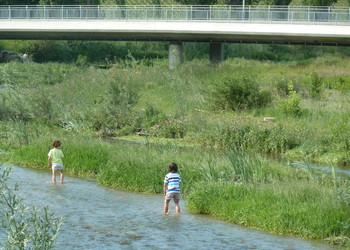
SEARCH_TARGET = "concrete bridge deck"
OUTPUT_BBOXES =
[1,19,350,46]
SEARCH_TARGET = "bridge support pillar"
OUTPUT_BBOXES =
[210,42,224,64]
[169,42,183,70]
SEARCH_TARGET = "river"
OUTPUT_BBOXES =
[1,164,340,250]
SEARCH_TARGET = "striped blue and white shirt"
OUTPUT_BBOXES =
[164,172,181,194]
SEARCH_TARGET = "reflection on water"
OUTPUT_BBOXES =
[2,164,338,250]
[291,162,350,176]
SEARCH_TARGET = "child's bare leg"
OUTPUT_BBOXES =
[164,199,170,214]
[60,170,64,184]
[175,202,180,214]
[52,169,56,183]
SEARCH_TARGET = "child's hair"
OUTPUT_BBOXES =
[52,140,61,148]
[168,162,178,173]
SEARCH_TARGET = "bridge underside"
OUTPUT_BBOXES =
[2,30,350,47]
[1,20,350,46]
[2,20,350,68]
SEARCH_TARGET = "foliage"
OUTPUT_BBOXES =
[75,55,88,67]
[176,0,218,4]
[88,73,140,133]
[154,117,186,138]
[1,40,168,64]
[309,72,323,98]
[0,166,63,249]
[186,180,350,245]
[279,82,303,116]
[300,0,337,6]
[212,73,272,111]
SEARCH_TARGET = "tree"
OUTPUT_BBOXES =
[223,0,259,5]
[300,0,337,5]
[39,0,100,5]
[100,0,126,5]
[3,0,40,4]
[176,0,218,4]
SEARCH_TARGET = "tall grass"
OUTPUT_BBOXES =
[2,57,350,165]
[187,181,350,242]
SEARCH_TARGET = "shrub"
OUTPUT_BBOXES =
[88,75,140,133]
[154,117,186,139]
[279,82,303,116]
[75,54,88,67]
[141,104,167,129]
[0,167,63,249]
[309,72,323,98]
[212,74,272,111]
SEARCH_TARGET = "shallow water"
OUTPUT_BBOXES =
[291,161,350,176]
[1,164,340,250]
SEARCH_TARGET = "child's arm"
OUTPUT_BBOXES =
[47,156,51,168]
[163,183,168,196]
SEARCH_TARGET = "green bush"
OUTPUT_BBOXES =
[154,117,186,139]
[309,72,323,98]
[88,74,140,133]
[279,82,303,116]
[205,121,300,156]
[141,104,167,128]
[212,73,272,111]
[0,167,63,249]
[75,54,88,67]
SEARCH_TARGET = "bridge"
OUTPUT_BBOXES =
[1,5,350,68]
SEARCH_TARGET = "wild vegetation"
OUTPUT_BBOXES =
[1,42,350,247]
[1,43,350,166]
[0,166,63,248]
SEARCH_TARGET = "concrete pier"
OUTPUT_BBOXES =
[169,42,183,70]
[209,42,224,64]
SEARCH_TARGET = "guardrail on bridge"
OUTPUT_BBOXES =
[1,5,350,24]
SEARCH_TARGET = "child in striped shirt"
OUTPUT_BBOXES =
[163,162,181,214]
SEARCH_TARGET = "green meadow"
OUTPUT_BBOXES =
[1,46,350,247]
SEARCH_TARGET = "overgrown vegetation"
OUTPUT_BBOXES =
[2,52,350,165]
[0,166,63,249]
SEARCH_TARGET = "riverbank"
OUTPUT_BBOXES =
[2,57,350,168]
[2,134,349,247]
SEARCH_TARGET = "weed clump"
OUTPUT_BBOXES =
[212,73,272,111]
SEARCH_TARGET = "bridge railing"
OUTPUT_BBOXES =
[1,5,350,24]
